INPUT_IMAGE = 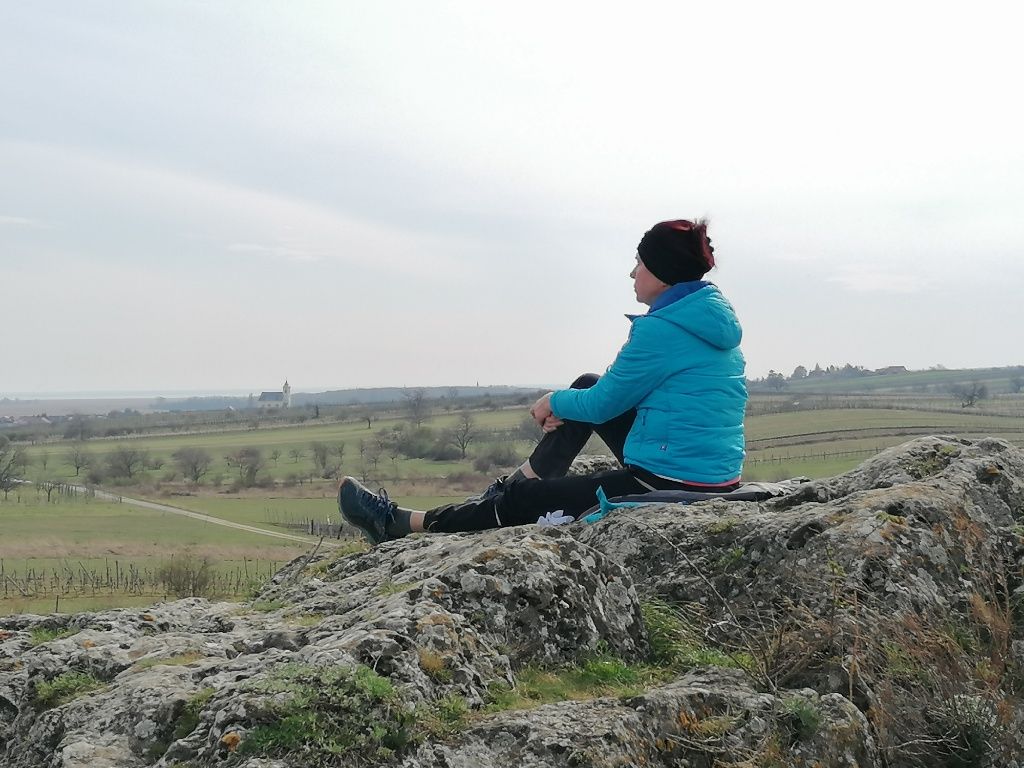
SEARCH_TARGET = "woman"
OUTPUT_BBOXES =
[339,219,747,544]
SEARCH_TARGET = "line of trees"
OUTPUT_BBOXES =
[2,403,546,493]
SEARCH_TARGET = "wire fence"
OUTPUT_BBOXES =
[0,558,279,601]
[746,447,886,465]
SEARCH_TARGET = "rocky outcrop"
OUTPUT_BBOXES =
[2,436,1023,767]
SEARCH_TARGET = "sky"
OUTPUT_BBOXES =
[2,1,1022,397]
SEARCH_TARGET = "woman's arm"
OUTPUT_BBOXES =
[549,319,670,425]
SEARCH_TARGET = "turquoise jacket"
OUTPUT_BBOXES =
[549,282,746,484]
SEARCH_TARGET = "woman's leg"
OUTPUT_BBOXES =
[423,469,646,532]
[525,373,636,479]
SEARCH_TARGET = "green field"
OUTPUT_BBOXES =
[6,391,1024,615]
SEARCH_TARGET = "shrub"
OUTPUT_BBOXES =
[428,440,461,461]
[472,441,520,473]
[397,427,435,459]
[157,555,214,598]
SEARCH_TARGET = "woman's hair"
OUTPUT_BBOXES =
[637,219,715,284]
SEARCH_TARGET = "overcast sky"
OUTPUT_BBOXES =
[2,1,1022,397]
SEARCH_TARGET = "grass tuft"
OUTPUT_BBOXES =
[642,599,755,673]
[238,663,416,766]
[174,687,216,740]
[33,670,103,709]
[28,626,80,646]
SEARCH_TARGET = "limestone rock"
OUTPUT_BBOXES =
[1,437,1022,767]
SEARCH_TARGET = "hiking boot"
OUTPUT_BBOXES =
[337,477,409,545]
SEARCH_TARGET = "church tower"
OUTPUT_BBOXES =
[283,380,292,408]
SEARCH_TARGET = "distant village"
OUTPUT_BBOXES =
[0,380,294,430]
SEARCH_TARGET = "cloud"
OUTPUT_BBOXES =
[0,141,467,276]
[0,214,48,228]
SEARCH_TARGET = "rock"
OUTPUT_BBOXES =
[1,437,1022,767]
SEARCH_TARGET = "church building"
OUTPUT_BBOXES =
[257,380,292,409]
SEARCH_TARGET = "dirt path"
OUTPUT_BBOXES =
[85,487,345,549]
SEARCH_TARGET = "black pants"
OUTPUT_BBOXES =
[423,374,737,532]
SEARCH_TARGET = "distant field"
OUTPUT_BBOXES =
[6,390,1024,614]
[745,407,1024,443]
[741,403,1024,480]
[0,486,467,615]
[0,494,307,615]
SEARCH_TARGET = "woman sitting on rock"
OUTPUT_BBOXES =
[338,218,747,544]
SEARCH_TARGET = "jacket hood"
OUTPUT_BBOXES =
[643,283,743,350]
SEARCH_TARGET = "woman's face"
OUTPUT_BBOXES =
[631,256,669,306]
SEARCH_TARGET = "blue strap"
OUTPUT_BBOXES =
[581,487,654,524]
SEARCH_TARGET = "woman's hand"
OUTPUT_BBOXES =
[530,392,564,432]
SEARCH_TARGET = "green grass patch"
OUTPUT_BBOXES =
[28,626,80,646]
[376,580,420,597]
[33,670,104,709]
[174,687,216,740]
[484,653,651,713]
[239,663,417,766]
[782,696,822,743]
[716,546,746,571]
[0,497,308,560]
[421,693,470,735]
[642,599,755,673]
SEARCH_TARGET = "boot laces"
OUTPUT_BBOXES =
[363,486,397,522]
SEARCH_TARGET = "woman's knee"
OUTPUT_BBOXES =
[570,373,600,390]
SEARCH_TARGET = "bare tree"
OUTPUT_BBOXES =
[287,447,304,463]
[64,444,92,477]
[270,448,281,465]
[332,442,346,465]
[225,447,264,486]
[173,447,213,484]
[403,387,429,428]
[106,445,149,480]
[1,437,26,499]
[310,442,330,474]
[450,411,477,458]
[950,382,988,408]
[39,450,50,472]
[365,442,382,472]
